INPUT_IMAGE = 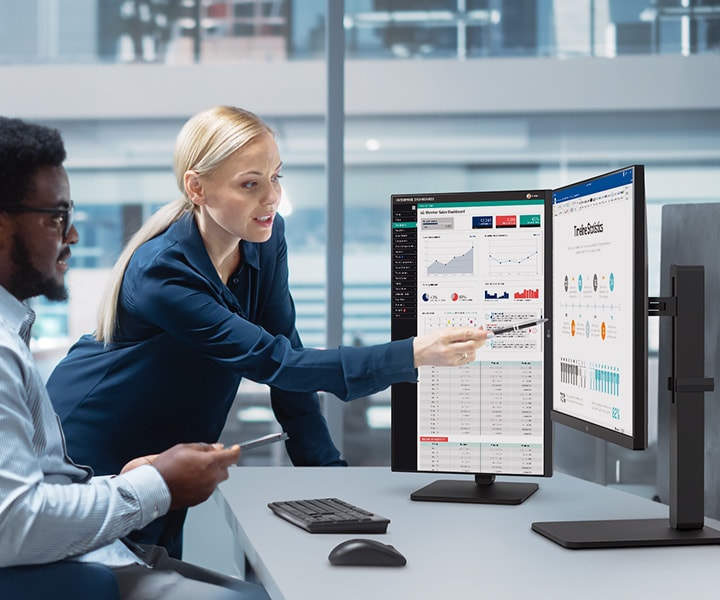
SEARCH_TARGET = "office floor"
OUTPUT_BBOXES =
[184,494,240,577]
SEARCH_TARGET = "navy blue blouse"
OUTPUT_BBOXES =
[47,212,416,476]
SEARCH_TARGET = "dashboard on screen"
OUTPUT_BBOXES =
[391,189,552,503]
[551,165,648,450]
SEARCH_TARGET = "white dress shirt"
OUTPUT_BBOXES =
[0,285,171,567]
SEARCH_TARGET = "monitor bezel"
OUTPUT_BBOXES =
[390,188,554,480]
[549,165,648,451]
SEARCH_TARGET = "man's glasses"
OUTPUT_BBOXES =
[0,201,74,239]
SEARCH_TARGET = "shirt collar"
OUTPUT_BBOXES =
[171,212,261,274]
[240,238,260,270]
[0,284,36,337]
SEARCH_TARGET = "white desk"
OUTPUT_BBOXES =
[216,467,720,600]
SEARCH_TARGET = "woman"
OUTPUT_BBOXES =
[47,106,487,557]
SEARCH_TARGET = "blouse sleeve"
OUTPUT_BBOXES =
[122,251,416,402]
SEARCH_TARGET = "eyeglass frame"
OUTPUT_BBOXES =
[0,200,74,239]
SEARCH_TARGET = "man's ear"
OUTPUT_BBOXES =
[184,170,205,207]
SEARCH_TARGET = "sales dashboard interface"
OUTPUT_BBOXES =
[391,190,551,476]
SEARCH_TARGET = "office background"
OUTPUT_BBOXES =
[1,0,719,571]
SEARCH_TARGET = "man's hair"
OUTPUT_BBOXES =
[0,117,66,208]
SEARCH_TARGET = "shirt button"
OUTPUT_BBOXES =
[231,277,239,285]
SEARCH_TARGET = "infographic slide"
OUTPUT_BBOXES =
[415,200,545,474]
[552,179,634,435]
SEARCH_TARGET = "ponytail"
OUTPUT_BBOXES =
[95,198,192,343]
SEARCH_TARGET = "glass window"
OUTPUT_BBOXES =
[8,0,718,485]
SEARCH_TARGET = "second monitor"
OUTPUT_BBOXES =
[391,188,553,504]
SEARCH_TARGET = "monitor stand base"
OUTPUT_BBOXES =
[532,518,720,549]
[411,479,538,505]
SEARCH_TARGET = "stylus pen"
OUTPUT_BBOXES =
[487,318,548,338]
[238,432,289,452]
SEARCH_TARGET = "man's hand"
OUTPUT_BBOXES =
[147,443,241,510]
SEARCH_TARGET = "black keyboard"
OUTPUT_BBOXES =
[267,497,390,534]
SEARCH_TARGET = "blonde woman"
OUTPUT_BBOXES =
[47,106,487,557]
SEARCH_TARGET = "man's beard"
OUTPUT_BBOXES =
[11,232,68,302]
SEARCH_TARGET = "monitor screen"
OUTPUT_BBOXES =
[550,165,648,450]
[391,189,553,504]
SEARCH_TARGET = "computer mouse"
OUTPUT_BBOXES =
[328,538,407,567]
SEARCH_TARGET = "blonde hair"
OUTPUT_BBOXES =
[95,106,273,343]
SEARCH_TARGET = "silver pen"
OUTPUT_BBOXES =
[487,318,548,338]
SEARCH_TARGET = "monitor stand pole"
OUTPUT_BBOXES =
[656,265,716,532]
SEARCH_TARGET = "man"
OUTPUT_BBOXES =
[0,116,269,599]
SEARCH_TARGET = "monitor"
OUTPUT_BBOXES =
[390,188,553,504]
[549,165,648,450]
[533,165,720,548]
